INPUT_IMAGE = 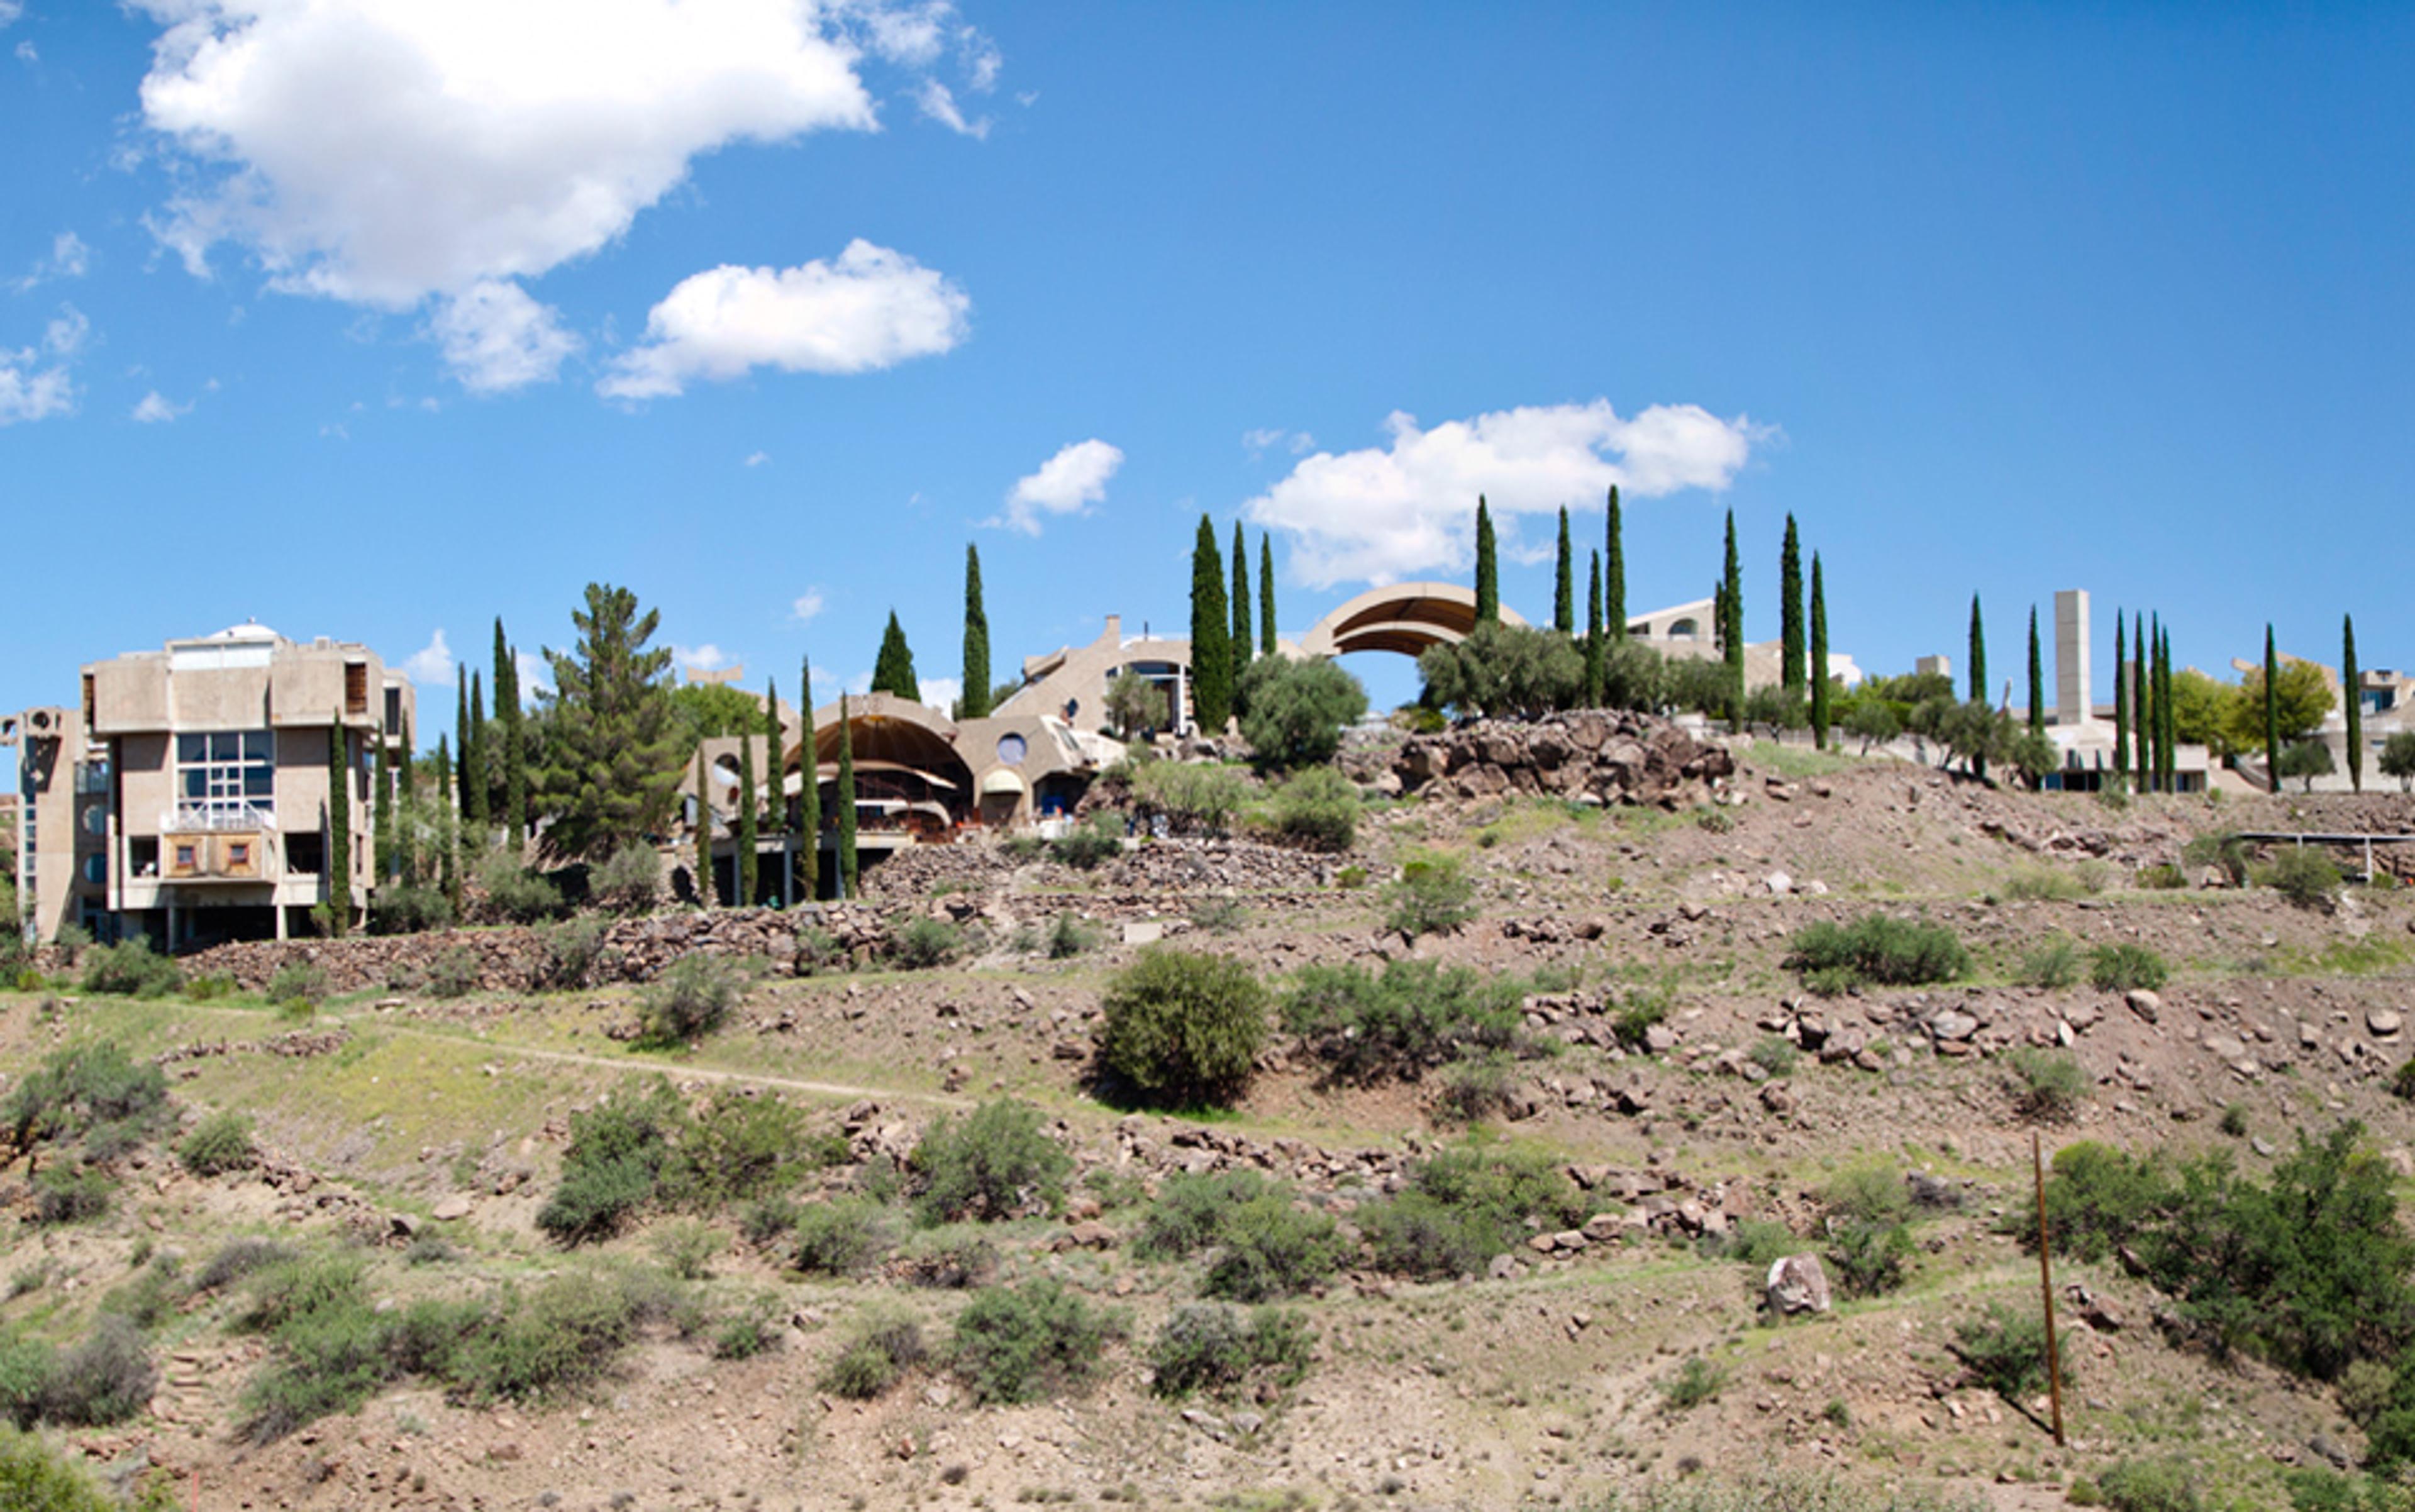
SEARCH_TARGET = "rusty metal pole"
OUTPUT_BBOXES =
[2034,1130,2066,1447]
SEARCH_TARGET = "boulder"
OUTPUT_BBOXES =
[1765,1254,1832,1316]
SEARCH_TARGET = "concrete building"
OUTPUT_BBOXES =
[2031,589,2213,792]
[1624,596,1863,691]
[9,623,413,945]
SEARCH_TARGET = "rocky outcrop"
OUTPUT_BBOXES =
[1387,713,1735,806]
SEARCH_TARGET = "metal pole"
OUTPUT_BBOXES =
[2034,1130,2066,1447]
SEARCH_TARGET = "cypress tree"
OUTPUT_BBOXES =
[1967,595,1987,705]
[2153,615,2168,791]
[1553,506,1574,633]
[961,545,992,720]
[2264,625,2281,794]
[1721,511,1743,727]
[1603,486,1626,641]
[494,618,524,850]
[2112,612,2130,781]
[1779,514,1804,694]
[1258,533,1277,655]
[2159,626,2177,792]
[1583,550,1605,707]
[1472,498,1499,626]
[2133,618,2151,792]
[327,714,352,937]
[1190,514,1233,731]
[465,670,489,837]
[2345,614,2363,794]
[2027,606,2045,737]
[735,706,758,907]
[372,719,392,882]
[1231,519,1253,679]
[454,670,472,825]
[435,733,458,911]
[397,714,417,885]
[799,655,821,901]
[870,612,919,701]
[835,693,858,899]
[696,740,718,906]
[1809,553,1831,750]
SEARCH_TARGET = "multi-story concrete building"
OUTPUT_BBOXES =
[8,622,413,945]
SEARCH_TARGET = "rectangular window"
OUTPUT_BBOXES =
[81,674,94,730]
[173,730,275,826]
[226,842,250,869]
[345,662,369,717]
[384,685,402,737]
[286,832,325,875]
[130,838,158,877]
[173,843,199,874]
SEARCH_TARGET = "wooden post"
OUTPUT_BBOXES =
[2034,1131,2067,1447]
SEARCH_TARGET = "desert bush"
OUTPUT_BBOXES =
[1127,760,1252,837]
[1787,914,1968,992]
[661,1089,810,1209]
[1236,655,1368,768]
[2004,1047,2089,1122]
[635,954,745,1045]
[0,1423,121,1511]
[31,1167,111,1226]
[425,947,482,998]
[1044,913,1099,959]
[479,857,565,923]
[1280,959,1523,1084]
[891,1232,999,1290]
[1134,1170,1274,1259]
[0,1331,52,1430]
[1821,1165,1912,1227]
[2137,863,2188,890]
[950,1281,1120,1405]
[591,843,662,915]
[1661,1355,1729,1411]
[1749,1037,1799,1077]
[1383,852,1478,940]
[193,1238,294,1294]
[1096,948,1269,1108]
[791,1199,892,1277]
[369,882,453,935]
[1433,1053,1519,1124]
[649,1220,723,1281]
[535,1082,684,1243]
[80,938,182,998]
[177,1110,255,1176]
[2000,867,2092,902]
[821,1318,926,1400]
[1201,1194,1346,1303]
[38,1317,155,1428]
[537,916,611,989]
[1148,1303,1313,1399]
[1952,1302,2062,1403]
[2089,942,2168,992]
[2015,936,2082,989]
[1050,812,1126,870]
[448,1272,641,1404]
[2183,831,2254,886]
[2263,846,2345,909]
[265,959,327,1008]
[1264,766,1360,851]
[2394,1058,2415,1103]
[1826,1221,1914,1298]
[892,916,969,970]
[1362,1142,1585,1279]
[2096,1459,2202,1512]
[911,1100,1072,1224]
[2,1041,170,1169]
[1703,1220,1797,1268]
[1187,896,1246,935]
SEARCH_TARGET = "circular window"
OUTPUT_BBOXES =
[82,806,106,837]
[82,855,106,884]
[995,733,1028,767]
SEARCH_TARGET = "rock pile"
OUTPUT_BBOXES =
[1387,711,1735,806]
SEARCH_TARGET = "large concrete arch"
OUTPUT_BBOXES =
[1297,582,1528,659]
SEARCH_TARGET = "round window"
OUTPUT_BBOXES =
[82,806,106,837]
[995,733,1028,767]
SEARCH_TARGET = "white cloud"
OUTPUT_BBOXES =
[399,629,453,686]
[599,242,969,399]
[916,675,960,713]
[1243,427,1313,457]
[14,231,88,291]
[131,390,193,423]
[790,587,827,623]
[675,643,730,675]
[1243,401,1765,588]
[916,78,987,138]
[745,450,770,467]
[994,438,1123,535]
[14,41,35,63]
[0,3,21,29]
[426,279,579,393]
[0,304,87,426]
[43,305,87,358]
[515,648,552,697]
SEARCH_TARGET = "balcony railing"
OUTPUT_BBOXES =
[160,804,275,834]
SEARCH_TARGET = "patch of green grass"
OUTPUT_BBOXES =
[1746,739,1855,781]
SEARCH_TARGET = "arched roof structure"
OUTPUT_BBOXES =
[797,694,970,784]
[1296,582,1528,659]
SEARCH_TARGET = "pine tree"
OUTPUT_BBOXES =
[799,655,821,901]
[2345,614,2363,793]
[960,545,992,719]
[1721,511,1744,728]
[835,694,858,900]
[735,705,758,908]
[372,720,392,882]
[531,583,686,860]
[494,618,524,851]
[1779,514,1804,694]
[1190,514,1233,731]
[327,715,352,937]
[2265,625,2281,794]
[1583,550,1605,707]
[1967,596,1987,706]
[1603,486,1626,641]
[1553,506,1574,633]
[2027,606,2045,737]
[2112,612,2130,780]
[870,612,919,701]
[465,670,489,837]
[1231,519,1253,679]
[435,733,458,911]
[1809,553,1831,750]
[1473,498,1499,626]
[1258,533,1277,655]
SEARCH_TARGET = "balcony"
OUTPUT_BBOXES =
[160,804,275,834]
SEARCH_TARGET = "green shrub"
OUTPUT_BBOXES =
[1787,914,1968,991]
[1049,813,1124,870]
[1953,1302,2063,1403]
[2089,943,2168,992]
[537,916,611,989]
[2182,832,2254,887]
[1703,1219,1797,1268]
[891,1231,998,1289]
[0,1331,53,1430]
[1826,1222,1914,1298]
[660,1089,810,1209]
[369,882,453,935]
[2,1042,170,1170]
[425,947,482,998]
[1187,896,1246,935]
[1128,760,1253,837]
[2394,1059,2415,1103]
[535,1082,684,1243]
[636,954,745,1045]
[950,1281,1120,1405]
[0,1424,119,1511]
[1362,1142,1585,1279]
[649,1220,722,1281]
[2263,847,2344,910]
[1384,852,1477,939]
[1201,1196,1346,1303]
[2015,936,2082,990]
[1134,1170,1274,1259]
[1264,766,1360,851]
[791,1199,892,1277]
[1096,948,1269,1108]
[1820,1164,1911,1227]
[2004,1047,2089,1122]
[265,959,328,1006]
[1334,864,1368,890]
[2137,863,2188,890]
[1280,959,1520,1084]
[2000,867,2092,902]
[2218,1102,2250,1138]
[449,1272,641,1404]
[2096,1458,2203,1512]
[1148,1303,1312,1399]
[891,916,968,970]
[1236,656,1368,769]
[822,1318,926,1400]
[37,1317,154,1427]
[1433,1053,1518,1124]
[592,843,662,915]
[193,1238,294,1294]
[177,1109,256,1176]
[1045,913,1100,959]
[2283,1469,2415,1512]
[911,1100,1072,1224]
[31,1167,112,1226]
[1748,1037,1799,1077]
[1661,1355,1729,1411]
[479,858,565,923]
[80,938,182,998]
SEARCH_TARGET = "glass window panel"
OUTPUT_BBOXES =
[182,770,207,799]
[244,770,272,798]
[178,735,205,763]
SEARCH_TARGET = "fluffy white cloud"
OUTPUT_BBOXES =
[791,587,827,622]
[428,279,580,393]
[399,629,453,686]
[515,648,552,696]
[1243,426,1313,457]
[675,643,730,675]
[0,4,22,28]
[994,438,1122,535]
[916,675,960,713]
[0,304,88,426]
[916,78,987,138]
[13,231,88,291]
[132,390,193,423]
[1243,401,1763,588]
[599,242,969,398]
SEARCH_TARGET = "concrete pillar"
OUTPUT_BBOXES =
[2055,589,2091,728]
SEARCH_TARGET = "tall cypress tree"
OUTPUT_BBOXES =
[397,714,417,885]
[2133,617,2151,792]
[2158,626,2177,793]
[454,669,472,826]
[961,545,992,720]
[1583,550,1605,707]
[1190,514,1233,731]
[2153,614,2168,791]
[1779,514,1804,694]
[1472,498,1499,626]
[695,740,717,905]
[835,693,858,899]
[1809,553,1831,750]
[435,733,458,911]
[465,670,489,837]
[494,619,524,850]
[799,655,820,902]
[1603,486,1626,640]
[1258,533,1277,655]
[327,714,352,937]
[1231,520,1253,679]
[735,708,758,907]
[1721,510,1744,727]
[2027,606,2045,737]
[2345,614,2363,794]
[372,724,392,881]
[2112,612,2130,781]
[1967,596,1987,706]
[1552,506,1574,633]
[870,613,919,701]
[2264,624,2281,794]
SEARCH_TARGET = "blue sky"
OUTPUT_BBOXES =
[4,2,2412,743]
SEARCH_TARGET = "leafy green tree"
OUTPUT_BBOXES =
[870,611,919,701]
[1967,594,1987,704]
[1190,514,1233,731]
[2278,740,2334,793]
[1779,513,1804,693]
[2345,614,2363,793]
[1843,698,1900,755]
[2026,606,2045,737]
[2112,611,2130,779]
[1472,496,1499,626]
[494,618,525,850]
[1584,550,1606,708]
[798,656,820,900]
[1258,533,1277,655]
[835,694,858,899]
[1721,510,1743,727]
[1106,670,1169,737]
[326,716,352,937]
[1809,552,1831,750]
[2168,668,2235,758]
[958,543,991,720]
[1417,623,1583,720]
[1230,520,1253,679]
[1552,506,1574,633]
[464,669,489,835]
[2224,638,2333,774]
[669,682,763,745]
[1603,484,1625,638]
[2380,731,2415,793]
[531,583,686,860]
[1236,657,1367,768]
[2011,726,2059,787]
